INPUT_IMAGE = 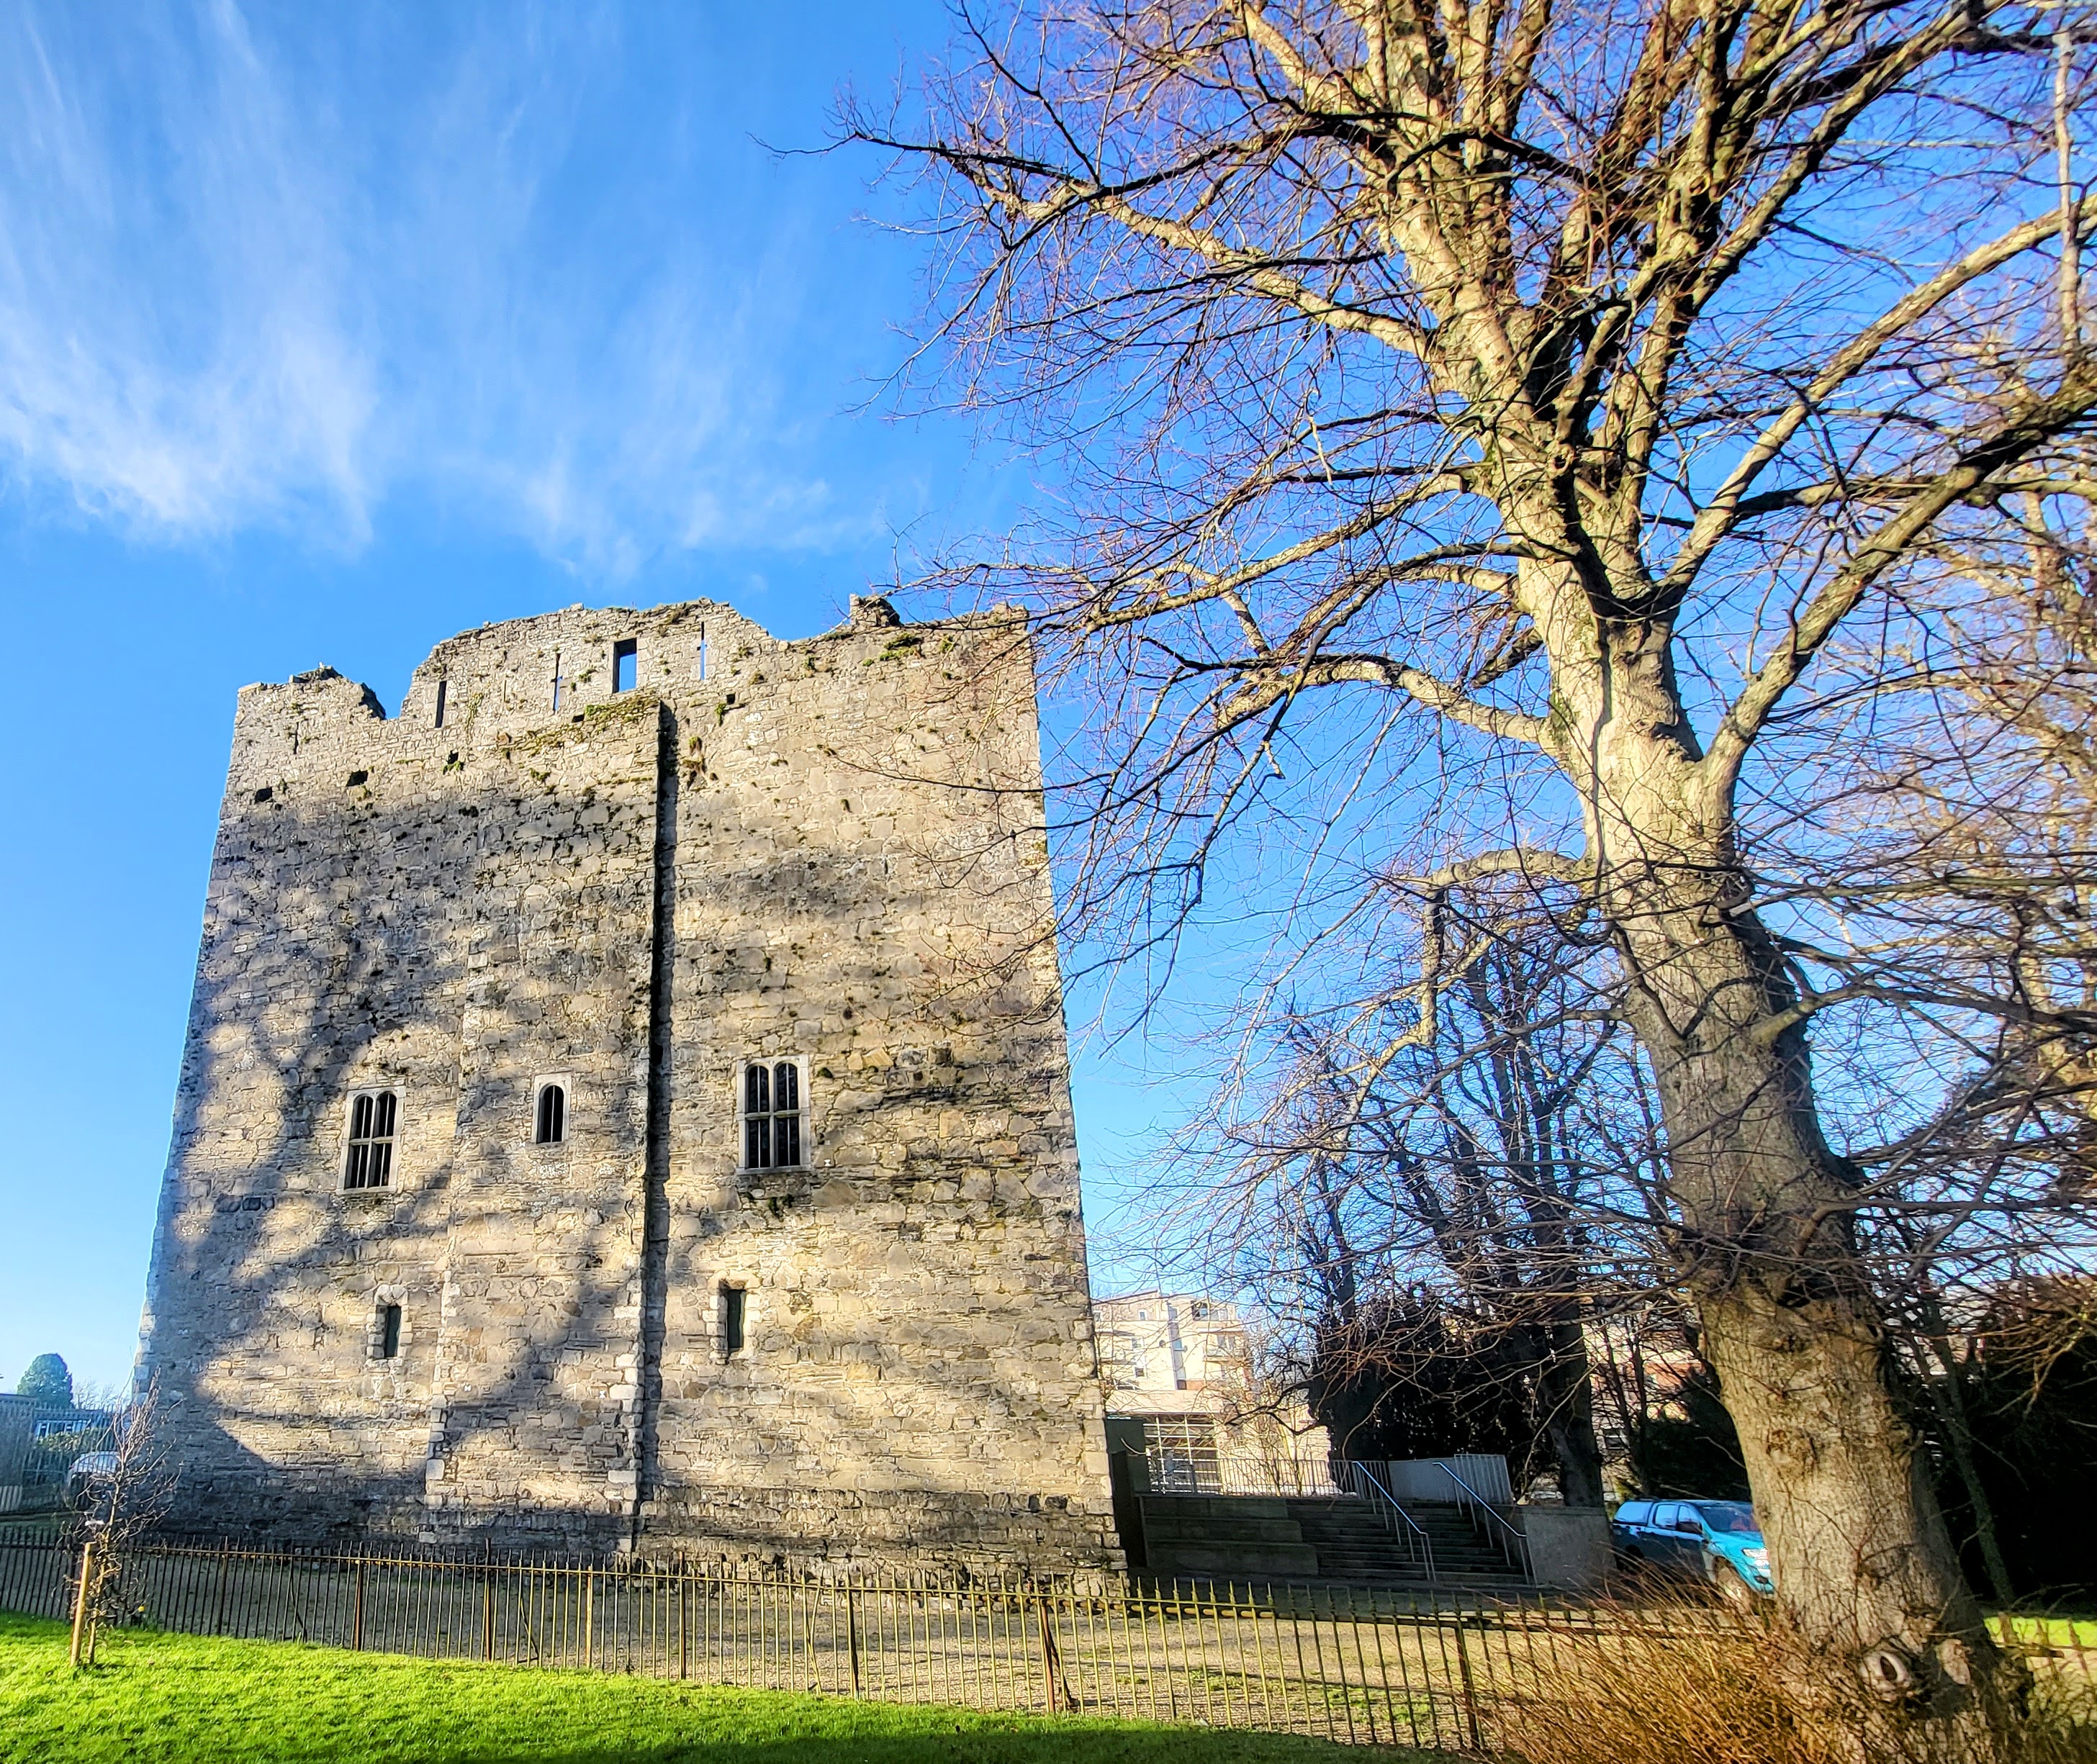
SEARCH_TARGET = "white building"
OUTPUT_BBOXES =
[1093,1290,1251,1407]
[1093,1291,1330,1490]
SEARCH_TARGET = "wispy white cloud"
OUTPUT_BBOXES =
[0,0,878,576]
[0,1,378,537]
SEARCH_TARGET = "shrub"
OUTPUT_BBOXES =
[1490,1605,2097,1764]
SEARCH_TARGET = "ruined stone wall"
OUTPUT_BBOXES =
[140,598,1115,1571]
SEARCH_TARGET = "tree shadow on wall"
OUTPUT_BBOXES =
[148,705,674,1552]
[147,696,1108,1566]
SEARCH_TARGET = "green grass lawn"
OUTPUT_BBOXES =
[2001,1614,2097,1651]
[0,1615,1435,1763]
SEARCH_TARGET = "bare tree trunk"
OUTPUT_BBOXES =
[1536,1319,1607,1509]
[1527,611,2015,1742]
[1602,825,2016,1742]
[1703,1282,2006,1734]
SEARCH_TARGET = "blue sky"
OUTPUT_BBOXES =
[0,1,1183,1396]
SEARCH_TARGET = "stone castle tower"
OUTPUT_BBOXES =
[137,597,1118,1571]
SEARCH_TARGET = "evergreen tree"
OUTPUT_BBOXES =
[15,1354,71,1407]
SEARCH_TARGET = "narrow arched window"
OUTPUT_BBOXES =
[740,1059,803,1170]
[720,1283,747,1356]
[379,1304,402,1360]
[344,1090,398,1190]
[535,1082,567,1146]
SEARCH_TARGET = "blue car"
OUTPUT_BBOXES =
[1611,1498,1773,1600]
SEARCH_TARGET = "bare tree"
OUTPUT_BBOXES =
[849,0,2097,1745]
[1818,484,2097,1603]
[1586,1296,1741,1496]
[1218,903,1645,1506]
[67,1378,173,1668]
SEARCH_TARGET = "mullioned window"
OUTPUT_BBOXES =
[343,1090,398,1191]
[741,1060,803,1170]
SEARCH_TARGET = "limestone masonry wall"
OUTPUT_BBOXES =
[139,597,1118,1572]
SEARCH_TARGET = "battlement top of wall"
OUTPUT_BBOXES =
[226,593,1034,765]
[235,594,1024,707]
[233,664,389,718]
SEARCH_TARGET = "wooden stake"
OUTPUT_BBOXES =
[68,1537,94,1669]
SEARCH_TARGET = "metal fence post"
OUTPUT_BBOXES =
[1451,1609,1484,1752]
[847,1584,862,1698]
[351,1559,366,1652]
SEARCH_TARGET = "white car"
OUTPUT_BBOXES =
[63,1451,119,1510]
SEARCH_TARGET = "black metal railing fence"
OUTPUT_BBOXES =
[3,1532,2090,1752]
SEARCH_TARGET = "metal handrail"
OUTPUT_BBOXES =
[1133,1447,1341,1498]
[1440,1462,1532,1580]
[1345,1462,1436,1585]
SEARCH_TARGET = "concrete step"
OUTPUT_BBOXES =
[1314,1557,1520,1582]
[1142,1513,1307,1545]
[1128,1491,1535,1590]
[1134,1494,1324,1580]
[1142,1542,1325,1578]
[1140,1494,1290,1520]
[1283,1495,1532,1587]
[1299,1526,1479,1556]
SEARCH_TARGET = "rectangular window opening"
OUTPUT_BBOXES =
[433,679,447,728]
[740,1059,803,1170]
[344,1090,398,1191]
[379,1303,402,1360]
[721,1284,747,1356]
[613,638,638,694]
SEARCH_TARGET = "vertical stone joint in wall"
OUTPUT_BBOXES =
[633,699,679,1550]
